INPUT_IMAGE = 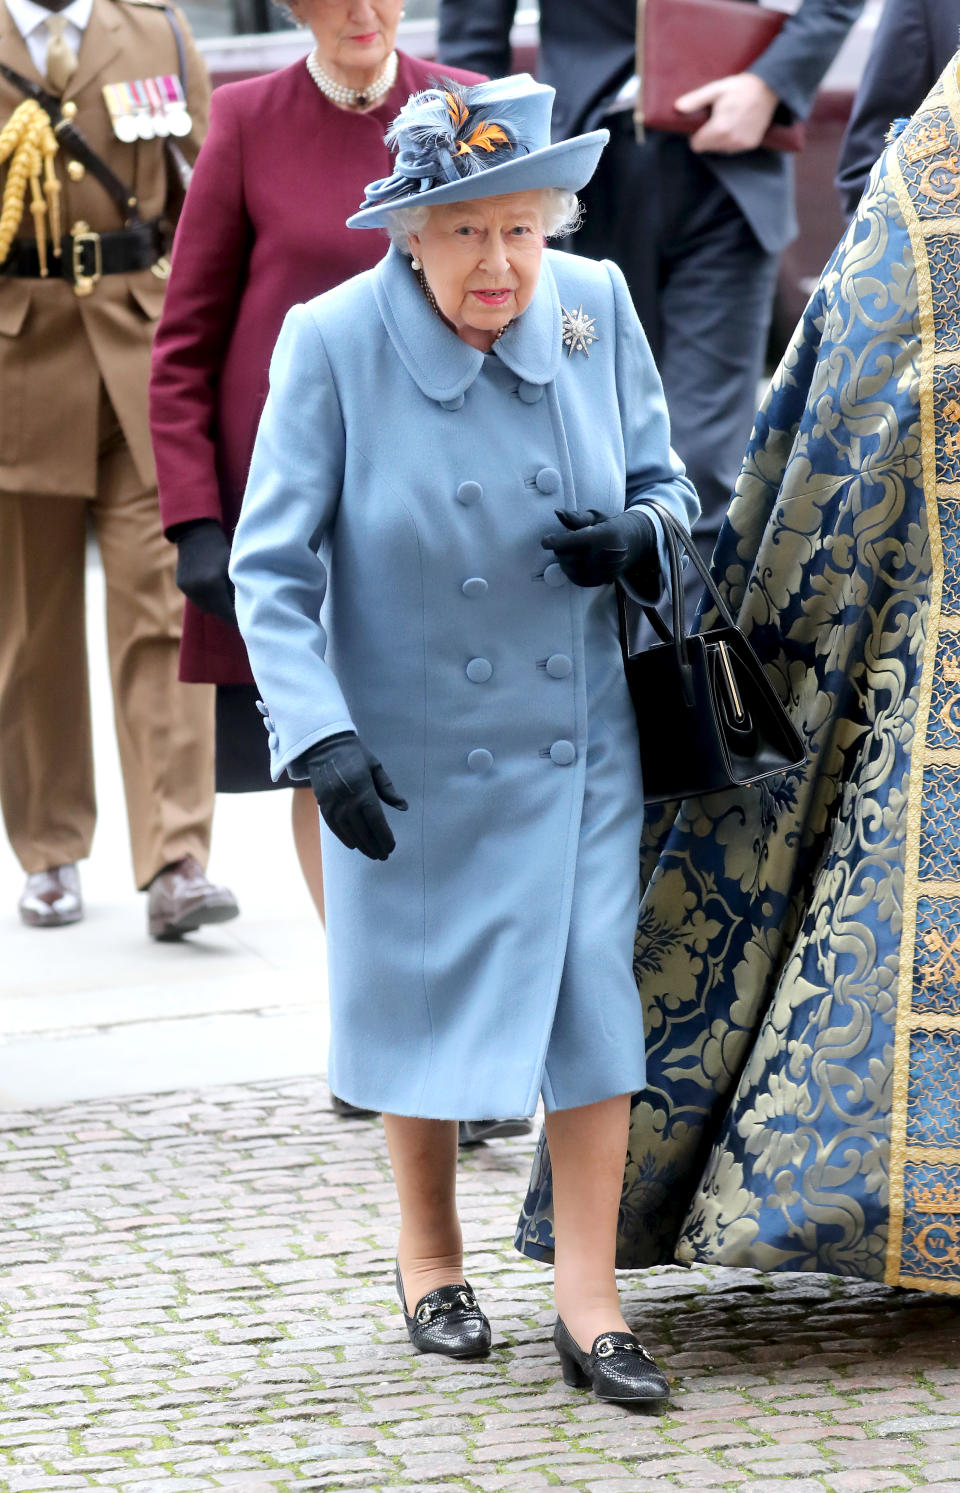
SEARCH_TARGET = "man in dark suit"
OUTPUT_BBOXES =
[836,0,960,218]
[438,0,865,593]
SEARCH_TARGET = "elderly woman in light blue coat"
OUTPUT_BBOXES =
[231,75,699,1403]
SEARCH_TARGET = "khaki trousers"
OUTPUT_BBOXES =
[0,390,215,889]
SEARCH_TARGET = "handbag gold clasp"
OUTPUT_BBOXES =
[717,640,746,724]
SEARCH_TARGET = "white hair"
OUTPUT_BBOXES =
[384,188,582,252]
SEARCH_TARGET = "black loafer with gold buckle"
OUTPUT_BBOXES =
[554,1317,669,1403]
[395,1261,492,1358]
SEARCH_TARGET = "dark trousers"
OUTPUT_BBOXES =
[575,123,781,615]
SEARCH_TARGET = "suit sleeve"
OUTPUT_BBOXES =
[437,0,518,78]
[608,260,701,601]
[151,85,251,534]
[748,0,867,122]
[230,304,356,781]
[835,0,934,218]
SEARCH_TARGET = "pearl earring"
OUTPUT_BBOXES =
[411,257,422,271]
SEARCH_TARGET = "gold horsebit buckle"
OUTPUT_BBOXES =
[595,1334,654,1361]
[71,221,102,297]
[416,1289,477,1325]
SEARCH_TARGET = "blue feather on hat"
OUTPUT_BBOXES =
[367,81,524,204]
[347,73,609,229]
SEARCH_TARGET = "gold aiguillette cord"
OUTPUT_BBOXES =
[0,99,61,275]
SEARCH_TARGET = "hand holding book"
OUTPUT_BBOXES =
[637,0,806,154]
[674,71,780,154]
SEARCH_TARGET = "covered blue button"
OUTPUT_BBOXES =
[549,740,576,766]
[456,480,483,506]
[546,654,573,679]
[544,563,567,588]
[442,393,465,411]
[268,732,280,752]
[535,467,561,495]
[466,657,493,684]
[462,577,488,598]
[255,699,269,716]
[467,748,493,773]
[518,381,543,404]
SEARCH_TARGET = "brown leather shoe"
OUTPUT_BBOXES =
[147,854,239,942]
[18,865,83,928]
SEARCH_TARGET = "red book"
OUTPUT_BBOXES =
[637,0,806,153]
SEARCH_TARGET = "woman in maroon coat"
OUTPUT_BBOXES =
[149,5,479,939]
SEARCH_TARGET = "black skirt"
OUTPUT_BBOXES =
[215,684,296,793]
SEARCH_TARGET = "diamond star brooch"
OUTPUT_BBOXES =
[561,304,598,358]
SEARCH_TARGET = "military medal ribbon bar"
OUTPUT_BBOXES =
[102,76,192,143]
[103,81,138,142]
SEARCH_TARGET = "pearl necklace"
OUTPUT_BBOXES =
[306,48,398,111]
[416,267,511,343]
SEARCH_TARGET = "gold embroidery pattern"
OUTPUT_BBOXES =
[916,911,960,1010]
[928,636,960,746]
[889,61,960,1290]
[518,61,960,1291]
[936,366,960,480]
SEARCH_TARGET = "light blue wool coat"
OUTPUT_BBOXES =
[230,245,700,1119]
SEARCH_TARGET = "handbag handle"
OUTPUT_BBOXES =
[639,501,740,633]
[616,501,740,709]
[617,507,696,705]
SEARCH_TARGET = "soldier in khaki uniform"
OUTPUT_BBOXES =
[0,0,238,937]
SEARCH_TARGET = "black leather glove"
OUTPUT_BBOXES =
[295,732,407,862]
[540,507,661,596]
[171,518,237,625]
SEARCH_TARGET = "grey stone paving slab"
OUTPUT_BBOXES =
[3,1076,960,1491]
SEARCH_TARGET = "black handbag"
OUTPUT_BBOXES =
[618,501,806,805]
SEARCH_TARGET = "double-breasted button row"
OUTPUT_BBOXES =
[453,464,572,773]
[456,470,560,507]
[466,742,576,771]
[465,656,572,684]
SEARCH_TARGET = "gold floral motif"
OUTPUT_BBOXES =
[512,59,960,1293]
[905,121,951,164]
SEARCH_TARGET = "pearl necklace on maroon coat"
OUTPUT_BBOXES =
[305,48,399,111]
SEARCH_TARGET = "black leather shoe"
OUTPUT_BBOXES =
[554,1318,669,1404]
[458,1118,533,1147]
[396,1261,492,1359]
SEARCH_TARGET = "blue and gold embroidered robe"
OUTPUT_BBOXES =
[518,54,960,1293]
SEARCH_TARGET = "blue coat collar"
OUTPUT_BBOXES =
[373,245,562,404]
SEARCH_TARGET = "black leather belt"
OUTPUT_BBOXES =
[1,220,166,291]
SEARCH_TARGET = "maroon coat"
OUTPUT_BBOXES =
[151,52,483,684]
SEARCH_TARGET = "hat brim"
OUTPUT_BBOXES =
[346,130,609,229]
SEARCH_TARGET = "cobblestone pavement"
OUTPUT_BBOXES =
[4,1079,960,1493]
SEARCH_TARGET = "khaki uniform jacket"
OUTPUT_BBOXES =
[0,0,209,496]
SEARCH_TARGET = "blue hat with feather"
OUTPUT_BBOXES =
[346,73,608,229]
